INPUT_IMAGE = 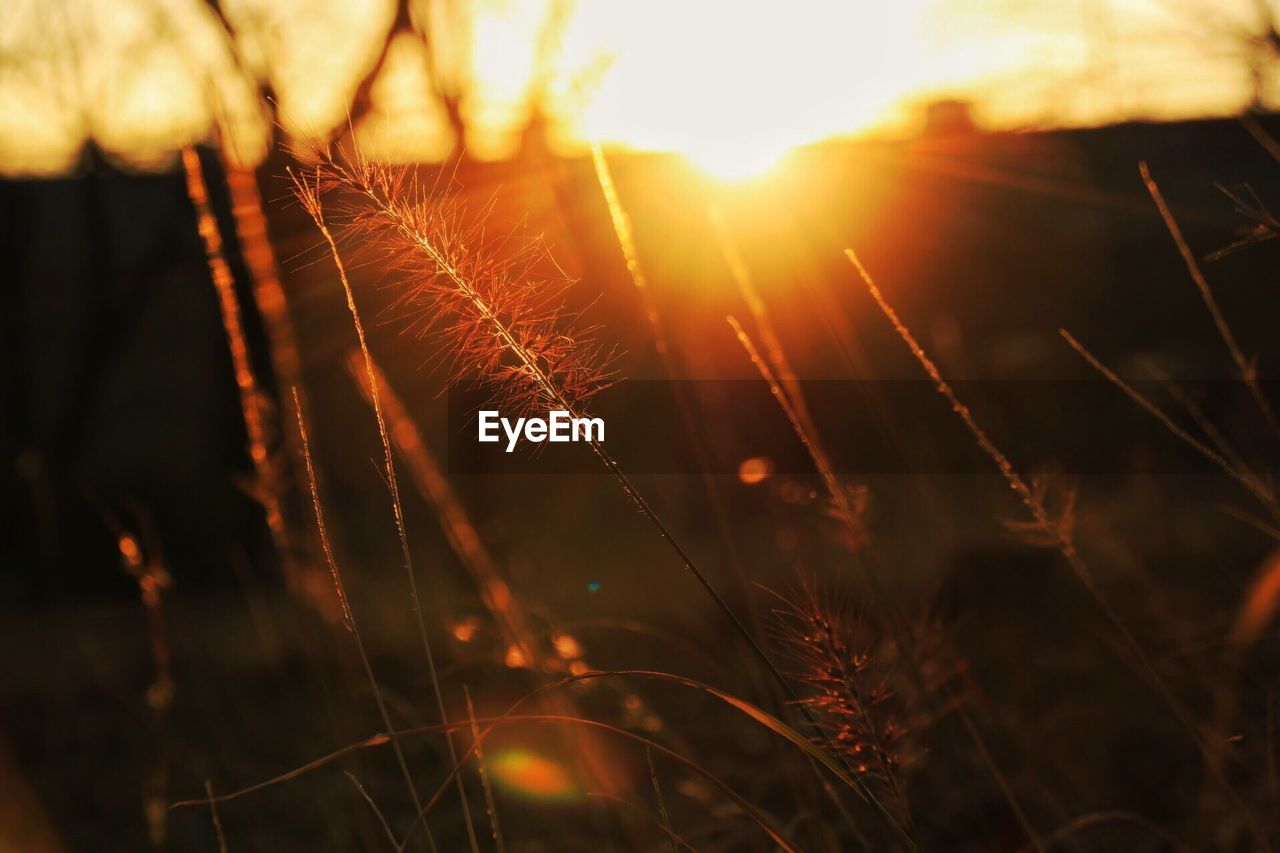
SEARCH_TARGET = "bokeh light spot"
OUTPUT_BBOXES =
[738,456,774,485]
[488,749,580,802]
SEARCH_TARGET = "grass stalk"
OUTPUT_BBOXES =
[184,712,797,852]
[590,142,666,354]
[593,155,878,833]
[295,151,912,846]
[347,349,665,824]
[290,170,480,853]
[345,772,401,850]
[292,388,437,852]
[1060,330,1279,518]
[464,686,505,853]
[729,314,1039,849]
[123,532,172,847]
[645,747,677,853]
[592,145,765,655]
[848,248,1269,850]
[710,205,822,452]
[181,148,291,576]
[1140,161,1280,441]
[344,351,540,667]
[726,315,864,546]
[204,780,228,853]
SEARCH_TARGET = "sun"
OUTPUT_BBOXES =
[560,0,951,178]
[682,142,791,182]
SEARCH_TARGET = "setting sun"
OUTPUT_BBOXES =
[564,0,963,167]
[681,143,790,182]
[2,0,1274,175]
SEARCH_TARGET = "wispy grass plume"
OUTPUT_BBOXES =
[289,169,480,853]
[295,150,615,417]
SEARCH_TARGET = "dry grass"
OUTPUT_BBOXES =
[143,131,1280,853]
[181,147,293,584]
[851,247,1274,849]
[290,170,480,852]
[293,386,440,850]
[277,143,922,847]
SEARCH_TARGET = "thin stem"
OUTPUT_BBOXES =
[189,713,799,853]
[727,315,864,546]
[731,315,1036,846]
[1061,330,1279,518]
[182,148,291,577]
[290,170,481,853]
[292,388,436,853]
[645,747,677,853]
[344,772,401,851]
[584,440,914,847]
[710,205,821,452]
[587,154,882,833]
[331,164,794,722]
[204,780,228,853]
[593,145,768,701]
[849,249,1269,850]
[465,686,505,853]
[1141,161,1280,441]
[591,142,666,353]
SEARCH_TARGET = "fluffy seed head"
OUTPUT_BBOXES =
[290,143,615,418]
[769,577,905,799]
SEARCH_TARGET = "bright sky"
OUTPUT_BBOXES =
[0,0,1276,176]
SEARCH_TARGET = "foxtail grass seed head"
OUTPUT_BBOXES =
[289,146,615,421]
[770,578,908,815]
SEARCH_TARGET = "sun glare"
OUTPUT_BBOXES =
[0,0,1269,175]
[683,143,790,182]
[563,0,960,173]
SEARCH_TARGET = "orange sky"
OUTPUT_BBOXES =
[0,0,1276,176]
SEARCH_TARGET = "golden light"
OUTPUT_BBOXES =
[488,748,581,802]
[738,456,774,485]
[504,643,529,668]
[682,145,789,182]
[451,617,480,642]
[552,632,584,659]
[0,0,1269,176]
[562,0,994,175]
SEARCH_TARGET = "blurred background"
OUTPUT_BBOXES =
[6,1,1280,850]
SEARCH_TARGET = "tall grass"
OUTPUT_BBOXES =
[181,148,293,582]
[292,387,440,850]
[848,248,1271,849]
[290,166,480,852]
[721,248,1036,846]
[288,143,915,844]
[296,150,750,693]
[163,133,1280,852]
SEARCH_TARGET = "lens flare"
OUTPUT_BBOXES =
[488,749,581,802]
[738,455,775,485]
